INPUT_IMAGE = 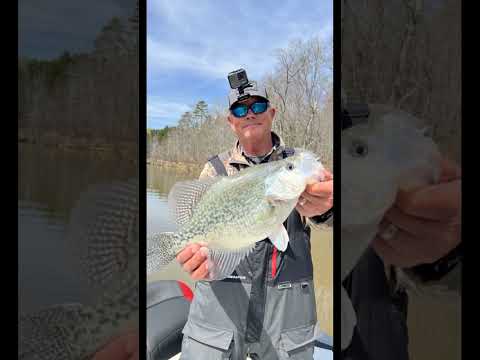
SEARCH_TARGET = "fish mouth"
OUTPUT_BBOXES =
[298,153,324,182]
[306,167,324,183]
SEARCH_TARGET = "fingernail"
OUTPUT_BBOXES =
[191,247,198,254]
[200,247,209,256]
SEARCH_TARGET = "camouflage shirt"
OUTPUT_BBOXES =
[199,132,287,179]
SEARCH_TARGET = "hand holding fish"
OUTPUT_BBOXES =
[372,157,461,267]
[176,242,210,280]
[296,169,334,218]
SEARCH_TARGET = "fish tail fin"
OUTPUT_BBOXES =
[19,303,94,360]
[147,232,180,276]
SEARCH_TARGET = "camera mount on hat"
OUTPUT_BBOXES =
[227,68,255,103]
[228,69,250,92]
[227,69,269,108]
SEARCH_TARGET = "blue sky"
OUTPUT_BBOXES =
[147,0,333,129]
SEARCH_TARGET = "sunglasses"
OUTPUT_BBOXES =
[230,101,269,118]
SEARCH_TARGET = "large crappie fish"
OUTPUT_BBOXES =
[340,104,442,350]
[19,180,139,360]
[147,150,324,280]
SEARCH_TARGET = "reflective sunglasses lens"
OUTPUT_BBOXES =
[251,102,268,114]
[232,105,248,117]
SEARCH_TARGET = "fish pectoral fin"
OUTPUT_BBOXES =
[19,303,93,359]
[206,244,257,281]
[268,224,289,252]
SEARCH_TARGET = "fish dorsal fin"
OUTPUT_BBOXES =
[206,244,257,280]
[168,177,220,227]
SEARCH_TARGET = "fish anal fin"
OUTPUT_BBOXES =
[206,244,256,280]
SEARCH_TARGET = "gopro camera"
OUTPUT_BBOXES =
[228,69,250,92]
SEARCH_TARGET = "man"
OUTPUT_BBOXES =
[176,76,334,359]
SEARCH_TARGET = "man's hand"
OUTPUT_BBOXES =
[372,158,461,268]
[93,331,138,360]
[176,242,210,281]
[296,169,333,218]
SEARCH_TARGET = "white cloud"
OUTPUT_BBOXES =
[147,0,332,81]
[148,0,215,36]
[147,37,238,79]
[147,98,190,120]
[318,20,333,41]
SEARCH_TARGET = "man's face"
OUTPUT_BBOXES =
[227,96,275,142]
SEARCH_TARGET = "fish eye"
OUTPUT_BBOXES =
[286,163,295,170]
[349,140,368,157]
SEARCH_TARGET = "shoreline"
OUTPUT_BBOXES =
[147,158,203,173]
[18,140,138,162]
[18,138,136,150]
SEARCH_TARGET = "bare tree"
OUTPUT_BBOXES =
[265,37,333,168]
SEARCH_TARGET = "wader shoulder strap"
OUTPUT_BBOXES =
[207,155,228,176]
